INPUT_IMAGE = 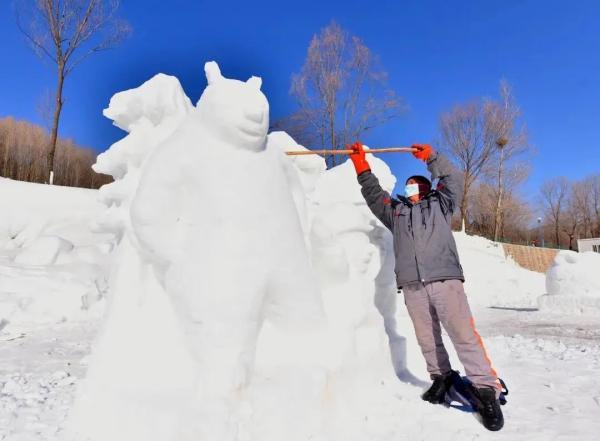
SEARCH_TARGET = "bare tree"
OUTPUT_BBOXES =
[36,88,55,130]
[279,21,405,167]
[562,186,583,250]
[570,179,593,238]
[439,101,496,230]
[568,174,600,239]
[440,81,530,234]
[540,177,569,247]
[485,80,529,241]
[470,165,530,241]
[15,0,130,184]
[589,174,600,237]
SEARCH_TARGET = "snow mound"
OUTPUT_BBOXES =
[0,178,112,327]
[454,232,545,308]
[538,250,600,315]
[0,177,105,251]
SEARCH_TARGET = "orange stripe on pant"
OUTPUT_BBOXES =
[470,316,502,390]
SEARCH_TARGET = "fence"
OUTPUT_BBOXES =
[502,243,558,273]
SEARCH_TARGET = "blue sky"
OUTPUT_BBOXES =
[1,0,599,199]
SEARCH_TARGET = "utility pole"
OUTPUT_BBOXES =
[537,217,544,247]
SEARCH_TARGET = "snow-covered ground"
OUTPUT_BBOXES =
[1,64,599,441]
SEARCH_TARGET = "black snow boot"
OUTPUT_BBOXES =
[421,370,460,404]
[470,386,504,431]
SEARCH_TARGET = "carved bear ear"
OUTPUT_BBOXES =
[205,61,223,85]
[246,76,262,90]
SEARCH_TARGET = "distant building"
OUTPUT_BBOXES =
[577,238,600,253]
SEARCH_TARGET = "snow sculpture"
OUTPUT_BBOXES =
[129,62,324,440]
[67,74,197,441]
[256,135,420,438]
[309,157,413,373]
[261,136,396,370]
[538,250,600,315]
[68,61,417,441]
[266,131,326,246]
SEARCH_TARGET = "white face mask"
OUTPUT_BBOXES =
[405,183,420,198]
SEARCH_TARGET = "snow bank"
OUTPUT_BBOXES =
[454,232,545,308]
[0,177,104,251]
[538,250,600,315]
[0,178,112,326]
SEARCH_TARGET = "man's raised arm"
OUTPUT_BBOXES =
[427,151,462,215]
[349,142,395,231]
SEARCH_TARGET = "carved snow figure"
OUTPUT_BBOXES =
[255,137,421,438]
[130,62,324,440]
[266,130,326,247]
[309,156,423,385]
[66,74,196,441]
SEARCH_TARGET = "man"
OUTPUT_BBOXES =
[348,141,504,431]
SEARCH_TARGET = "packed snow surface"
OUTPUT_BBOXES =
[1,63,599,441]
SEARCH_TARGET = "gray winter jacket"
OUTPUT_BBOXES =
[357,152,464,288]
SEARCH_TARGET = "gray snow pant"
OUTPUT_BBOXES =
[402,279,500,393]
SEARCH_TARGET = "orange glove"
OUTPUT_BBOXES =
[412,143,434,162]
[348,141,371,175]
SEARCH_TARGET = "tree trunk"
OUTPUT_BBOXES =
[555,223,560,248]
[568,235,574,250]
[47,64,65,185]
[2,139,10,177]
[460,172,470,232]
[329,110,336,167]
[493,146,505,242]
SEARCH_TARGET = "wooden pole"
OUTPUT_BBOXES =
[285,147,417,156]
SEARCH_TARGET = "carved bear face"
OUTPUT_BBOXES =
[196,61,269,152]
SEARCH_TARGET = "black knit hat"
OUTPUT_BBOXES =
[405,175,432,188]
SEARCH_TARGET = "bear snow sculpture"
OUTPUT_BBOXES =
[130,61,324,440]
